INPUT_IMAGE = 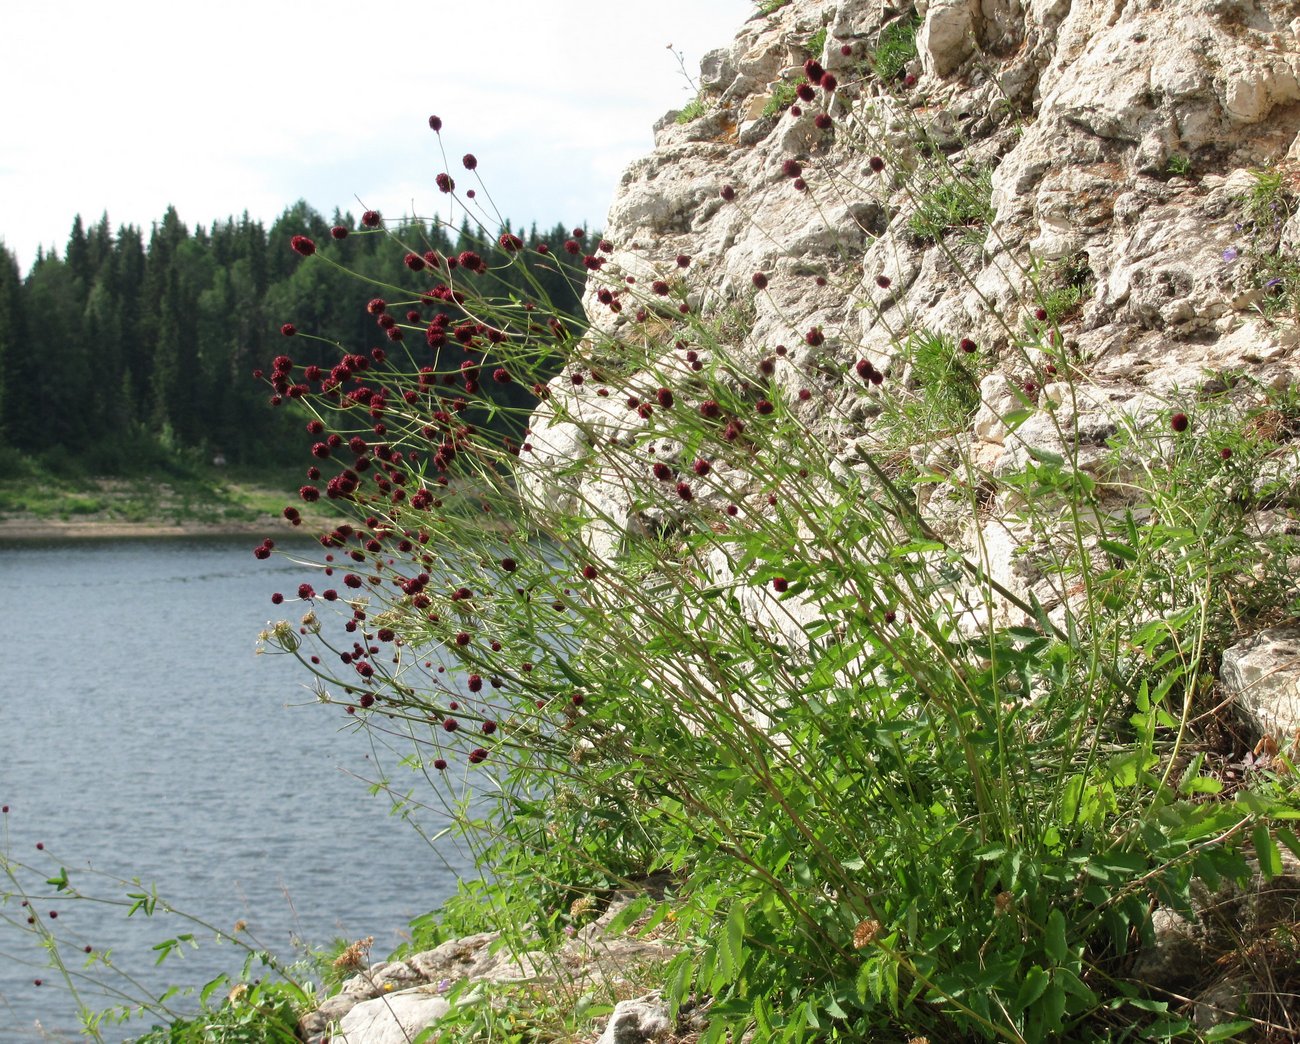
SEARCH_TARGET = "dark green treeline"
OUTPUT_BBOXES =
[0,205,596,473]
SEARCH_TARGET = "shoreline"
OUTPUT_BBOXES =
[0,516,293,541]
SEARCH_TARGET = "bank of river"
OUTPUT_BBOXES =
[0,537,473,1041]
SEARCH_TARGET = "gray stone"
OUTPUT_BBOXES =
[1130,907,1207,990]
[335,987,451,1044]
[918,0,981,79]
[1192,976,1250,1031]
[1221,626,1300,745]
[595,994,673,1044]
[699,48,737,92]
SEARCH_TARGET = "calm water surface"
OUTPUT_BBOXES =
[0,538,475,1041]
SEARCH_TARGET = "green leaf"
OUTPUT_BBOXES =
[1253,823,1283,879]
[1003,408,1033,431]
[603,896,650,937]
[1013,965,1050,1012]
[1097,538,1138,562]
[664,953,692,1017]
[44,867,69,891]
[1044,909,1068,964]
[716,898,746,986]
[1275,827,1300,862]
[1203,1020,1255,1040]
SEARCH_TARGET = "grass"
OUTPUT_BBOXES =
[1233,167,1300,318]
[762,81,800,118]
[675,94,708,124]
[907,166,995,242]
[869,16,920,83]
[806,26,827,60]
[1035,252,1095,325]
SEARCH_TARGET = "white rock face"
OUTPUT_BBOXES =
[524,0,1300,573]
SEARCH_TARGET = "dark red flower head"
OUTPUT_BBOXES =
[959,337,977,353]
[404,252,425,270]
[428,114,443,131]
[280,323,296,337]
[331,225,349,239]
[499,232,523,251]
[814,113,833,129]
[720,184,736,201]
[782,159,803,179]
[804,59,824,83]
[361,210,381,228]
[290,235,316,256]
[752,272,768,289]
[805,327,825,347]
[462,153,478,170]
[1171,412,1189,433]
[869,156,885,173]
[820,72,837,92]
[436,173,455,193]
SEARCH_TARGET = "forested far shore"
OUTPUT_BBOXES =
[0,205,597,476]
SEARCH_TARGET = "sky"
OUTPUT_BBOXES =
[1,0,754,275]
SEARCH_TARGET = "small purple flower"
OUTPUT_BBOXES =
[1222,247,1239,263]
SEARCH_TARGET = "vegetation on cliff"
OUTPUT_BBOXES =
[6,1,1300,1041]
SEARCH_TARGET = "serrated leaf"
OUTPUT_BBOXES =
[603,895,650,937]
[719,899,746,984]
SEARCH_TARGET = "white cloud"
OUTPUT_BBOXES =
[1,0,753,273]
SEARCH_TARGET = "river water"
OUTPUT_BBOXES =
[0,537,476,1041]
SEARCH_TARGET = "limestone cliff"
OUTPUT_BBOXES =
[522,0,1300,740]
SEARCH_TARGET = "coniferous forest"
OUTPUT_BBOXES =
[0,205,596,477]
